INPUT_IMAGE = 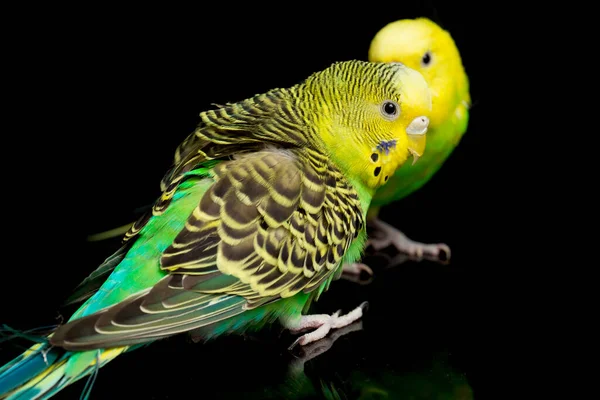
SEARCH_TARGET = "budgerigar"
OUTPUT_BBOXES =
[344,18,471,278]
[0,60,431,399]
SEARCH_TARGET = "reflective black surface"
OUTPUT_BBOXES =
[3,241,481,399]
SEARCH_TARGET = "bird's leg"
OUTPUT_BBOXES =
[368,217,451,263]
[341,209,450,282]
[283,302,369,350]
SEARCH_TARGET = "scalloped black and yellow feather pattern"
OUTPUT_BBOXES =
[161,148,363,304]
[51,67,374,349]
[122,85,310,244]
[50,149,364,350]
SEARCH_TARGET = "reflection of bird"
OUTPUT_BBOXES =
[349,352,474,400]
[343,17,471,280]
[242,320,473,400]
[230,321,363,400]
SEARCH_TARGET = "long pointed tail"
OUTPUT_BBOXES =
[0,337,126,399]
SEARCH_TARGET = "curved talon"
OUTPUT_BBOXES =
[358,301,369,313]
[288,336,304,351]
[437,244,451,262]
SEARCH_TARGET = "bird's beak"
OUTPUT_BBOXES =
[406,116,429,165]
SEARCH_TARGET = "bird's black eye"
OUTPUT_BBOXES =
[384,102,396,115]
[421,51,432,66]
[381,100,399,119]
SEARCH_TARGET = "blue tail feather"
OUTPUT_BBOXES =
[0,326,125,400]
[0,341,65,397]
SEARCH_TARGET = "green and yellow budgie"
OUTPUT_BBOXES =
[345,18,471,276]
[0,60,431,399]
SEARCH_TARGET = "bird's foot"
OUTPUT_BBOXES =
[368,217,450,263]
[340,263,374,284]
[284,302,369,350]
[288,320,364,375]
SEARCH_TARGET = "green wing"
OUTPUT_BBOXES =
[50,148,364,351]
[63,88,313,306]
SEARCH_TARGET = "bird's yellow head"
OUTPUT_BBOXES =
[302,60,431,192]
[368,18,470,128]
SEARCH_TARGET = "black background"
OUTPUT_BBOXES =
[1,2,515,399]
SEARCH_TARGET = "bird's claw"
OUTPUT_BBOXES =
[286,302,369,350]
[368,217,451,264]
[287,320,365,375]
